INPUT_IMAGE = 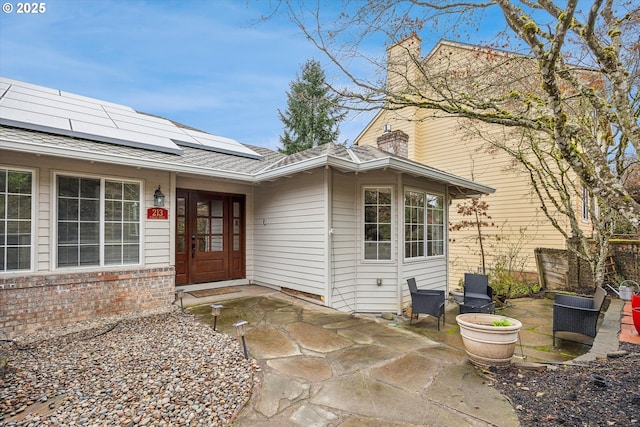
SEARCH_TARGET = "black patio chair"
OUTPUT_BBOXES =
[459,273,495,314]
[407,278,446,330]
[552,286,606,346]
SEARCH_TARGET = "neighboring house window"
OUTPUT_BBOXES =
[581,187,589,222]
[0,167,33,272]
[364,187,392,260]
[404,190,444,258]
[57,175,141,267]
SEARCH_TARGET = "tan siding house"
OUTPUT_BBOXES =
[355,38,592,290]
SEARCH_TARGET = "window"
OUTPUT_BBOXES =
[404,190,444,258]
[364,187,392,260]
[0,168,33,271]
[57,175,141,268]
[581,187,589,222]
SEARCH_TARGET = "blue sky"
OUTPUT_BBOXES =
[0,0,507,150]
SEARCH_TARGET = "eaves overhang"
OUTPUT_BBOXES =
[253,151,495,197]
[0,137,255,182]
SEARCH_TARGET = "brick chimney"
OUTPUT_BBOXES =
[377,129,408,158]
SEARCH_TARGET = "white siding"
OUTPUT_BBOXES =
[2,151,174,273]
[353,173,399,312]
[400,176,449,311]
[253,169,328,297]
[328,171,358,312]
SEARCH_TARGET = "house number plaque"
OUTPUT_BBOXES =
[147,207,169,220]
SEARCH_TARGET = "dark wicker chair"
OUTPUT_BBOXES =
[407,278,446,330]
[459,273,495,314]
[553,286,606,346]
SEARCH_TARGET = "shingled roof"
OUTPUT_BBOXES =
[1,124,494,197]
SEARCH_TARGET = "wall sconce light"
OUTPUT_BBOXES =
[154,185,165,207]
[384,123,392,133]
[233,320,249,359]
[174,288,184,312]
[210,303,224,331]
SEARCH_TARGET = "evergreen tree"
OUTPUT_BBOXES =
[278,60,345,155]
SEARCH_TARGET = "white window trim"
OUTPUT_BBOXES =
[361,186,394,263]
[403,187,446,261]
[53,171,144,270]
[0,165,37,273]
[581,187,589,223]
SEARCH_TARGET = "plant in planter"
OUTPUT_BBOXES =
[456,313,522,369]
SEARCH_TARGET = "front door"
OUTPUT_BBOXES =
[175,189,245,285]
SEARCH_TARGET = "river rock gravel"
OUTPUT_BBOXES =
[0,307,257,426]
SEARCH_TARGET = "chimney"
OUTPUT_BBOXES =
[377,130,408,158]
[386,33,422,94]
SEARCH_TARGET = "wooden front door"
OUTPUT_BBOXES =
[175,190,245,285]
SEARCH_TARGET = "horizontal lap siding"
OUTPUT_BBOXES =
[354,174,399,313]
[401,259,448,308]
[415,117,568,289]
[2,152,174,273]
[329,172,357,312]
[253,170,327,297]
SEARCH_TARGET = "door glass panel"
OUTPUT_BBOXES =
[212,200,223,217]
[197,201,209,216]
[177,197,186,216]
[212,218,223,234]
[197,218,210,234]
[212,236,223,252]
[197,236,209,252]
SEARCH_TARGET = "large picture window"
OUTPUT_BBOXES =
[57,175,141,268]
[0,168,33,272]
[364,187,392,260]
[405,190,444,258]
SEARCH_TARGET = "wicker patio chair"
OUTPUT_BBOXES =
[407,278,446,330]
[552,286,607,346]
[459,273,495,314]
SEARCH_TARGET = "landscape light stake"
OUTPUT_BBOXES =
[210,304,224,331]
[174,288,185,312]
[233,320,249,359]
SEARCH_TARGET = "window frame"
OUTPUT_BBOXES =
[0,166,36,273]
[362,186,394,262]
[581,186,590,223]
[54,172,143,270]
[403,188,445,260]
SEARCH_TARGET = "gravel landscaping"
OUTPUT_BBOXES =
[0,308,257,426]
[1,304,638,426]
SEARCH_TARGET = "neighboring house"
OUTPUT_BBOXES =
[355,36,593,290]
[0,77,493,337]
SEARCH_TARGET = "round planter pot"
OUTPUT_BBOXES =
[456,313,522,369]
[632,307,640,335]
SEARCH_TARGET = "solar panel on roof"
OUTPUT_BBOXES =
[0,76,263,160]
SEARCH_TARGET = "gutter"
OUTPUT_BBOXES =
[2,132,495,196]
[0,138,255,182]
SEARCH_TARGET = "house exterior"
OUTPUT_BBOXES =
[0,77,493,338]
[355,36,593,290]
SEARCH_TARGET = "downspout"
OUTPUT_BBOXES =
[325,166,333,307]
[397,173,404,315]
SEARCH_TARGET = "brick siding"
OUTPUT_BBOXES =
[0,267,175,339]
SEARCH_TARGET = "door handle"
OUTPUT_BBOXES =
[192,242,196,258]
